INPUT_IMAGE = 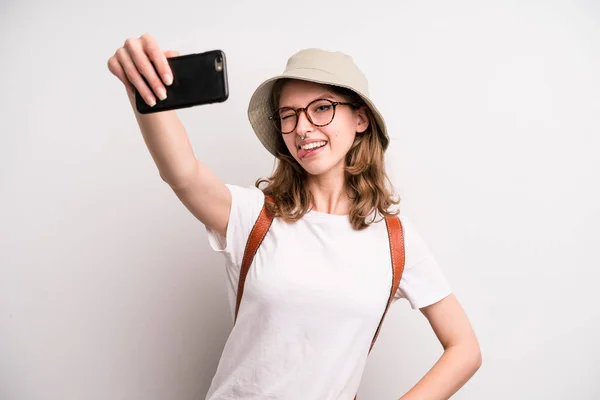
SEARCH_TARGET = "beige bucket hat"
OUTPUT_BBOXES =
[247,48,389,156]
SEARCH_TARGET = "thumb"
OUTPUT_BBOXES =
[164,50,180,58]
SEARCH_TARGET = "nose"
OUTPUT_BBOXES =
[295,108,314,137]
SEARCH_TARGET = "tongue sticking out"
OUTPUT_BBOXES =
[298,142,327,159]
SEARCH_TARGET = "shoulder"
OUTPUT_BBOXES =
[226,183,264,198]
[394,215,440,269]
[223,184,267,231]
[226,184,265,209]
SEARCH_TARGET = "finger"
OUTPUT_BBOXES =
[116,47,156,107]
[140,35,174,87]
[124,38,167,102]
[107,55,134,95]
[163,50,180,83]
[164,50,180,58]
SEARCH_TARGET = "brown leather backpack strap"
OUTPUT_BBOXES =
[368,215,406,353]
[355,216,405,400]
[234,195,275,324]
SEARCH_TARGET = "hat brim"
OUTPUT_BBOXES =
[248,68,389,157]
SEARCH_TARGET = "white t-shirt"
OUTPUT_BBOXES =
[204,184,451,400]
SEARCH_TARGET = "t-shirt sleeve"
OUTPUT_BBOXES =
[204,184,265,268]
[393,216,452,310]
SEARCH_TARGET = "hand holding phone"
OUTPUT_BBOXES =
[107,34,229,114]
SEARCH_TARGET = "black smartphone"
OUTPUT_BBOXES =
[135,50,229,114]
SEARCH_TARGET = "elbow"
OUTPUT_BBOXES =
[475,348,483,371]
[470,343,483,373]
[449,340,482,374]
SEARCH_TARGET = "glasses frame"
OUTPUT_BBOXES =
[268,98,357,134]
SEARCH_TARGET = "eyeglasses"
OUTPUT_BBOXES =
[269,98,357,134]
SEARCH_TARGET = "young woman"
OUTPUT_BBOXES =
[108,33,482,400]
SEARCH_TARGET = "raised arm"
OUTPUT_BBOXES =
[107,33,231,236]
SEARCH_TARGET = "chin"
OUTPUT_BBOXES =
[304,166,331,176]
[299,158,344,177]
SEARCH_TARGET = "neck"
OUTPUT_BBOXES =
[306,167,351,215]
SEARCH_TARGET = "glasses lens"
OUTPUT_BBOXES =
[308,100,335,126]
[273,108,297,134]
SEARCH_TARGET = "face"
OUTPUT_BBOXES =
[277,80,369,177]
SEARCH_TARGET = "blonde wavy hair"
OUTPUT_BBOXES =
[255,79,400,230]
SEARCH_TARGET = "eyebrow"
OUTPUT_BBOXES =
[279,93,338,108]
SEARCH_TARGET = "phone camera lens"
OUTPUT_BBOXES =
[215,55,224,72]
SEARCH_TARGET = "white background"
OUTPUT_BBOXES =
[1,0,599,399]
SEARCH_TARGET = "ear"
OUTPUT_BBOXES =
[355,106,370,134]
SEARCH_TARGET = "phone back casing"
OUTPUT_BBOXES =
[135,50,229,114]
